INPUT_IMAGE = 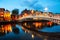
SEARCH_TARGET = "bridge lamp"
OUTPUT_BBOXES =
[44,7,48,12]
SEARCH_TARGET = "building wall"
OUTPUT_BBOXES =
[0,8,5,21]
[4,12,11,21]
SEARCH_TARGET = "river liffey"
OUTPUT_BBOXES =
[0,22,60,40]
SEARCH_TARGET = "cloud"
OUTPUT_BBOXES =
[31,3,43,11]
[19,0,43,11]
[0,0,60,13]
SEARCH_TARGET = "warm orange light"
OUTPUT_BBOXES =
[4,12,11,21]
[47,22,53,26]
[27,25,30,28]
[31,10,34,14]
[0,24,12,33]
[33,22,42,28]
[24,22,27,26]
[23,13,28,17]
[4,24,12,32]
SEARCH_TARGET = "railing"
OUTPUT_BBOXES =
[19,15,60,20]
[18,15,60,24]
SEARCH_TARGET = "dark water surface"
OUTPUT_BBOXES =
[0,22,60,40]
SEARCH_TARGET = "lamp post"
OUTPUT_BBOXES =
[44,7,48,12]
[43,7,49,16]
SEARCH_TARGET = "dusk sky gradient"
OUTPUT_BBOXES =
[0,0,60,13]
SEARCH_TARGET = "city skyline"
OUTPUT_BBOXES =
[0,0,60,13]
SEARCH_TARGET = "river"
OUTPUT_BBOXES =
[0,22,60,40]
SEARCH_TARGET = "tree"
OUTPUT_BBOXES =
[12,9,19,15]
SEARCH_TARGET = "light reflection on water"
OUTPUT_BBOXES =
[0,22,60,40]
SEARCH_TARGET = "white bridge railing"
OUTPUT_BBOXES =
[18,15,60,24]
[19,15,60,20]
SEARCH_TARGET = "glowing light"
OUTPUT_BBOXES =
[31,10,34,14]
[47,22,53,26]
[24,22,27,26]
[4,12,11,21]
[44,7,48,11]
[0,24,12,33]
[32,34,34,38]
[33,22,42,28]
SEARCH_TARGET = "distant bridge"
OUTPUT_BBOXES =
[18,15,60,25]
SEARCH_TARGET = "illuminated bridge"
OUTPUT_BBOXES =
[18,15,60,25]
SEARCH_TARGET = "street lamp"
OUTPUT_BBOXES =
[43,7,49,16]
[44,7,48,12]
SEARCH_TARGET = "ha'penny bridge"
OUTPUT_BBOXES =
[18,14,60,38]
[18,14,60,25]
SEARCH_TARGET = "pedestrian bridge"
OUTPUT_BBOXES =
[19,15,60,25]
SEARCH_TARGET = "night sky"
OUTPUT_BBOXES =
[0,0,60,13]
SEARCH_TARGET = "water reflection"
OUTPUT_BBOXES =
[32,34,34,38]
[0,24,20,36]
[20,21,60,40]
[21,26,49,40]
[0,21,60,40]
[12,27,19,34]
[0,24,12,36]
[21,25,60,40]
[21,21,55,30]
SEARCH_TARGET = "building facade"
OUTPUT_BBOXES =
[4,10,11,21]
[0,8,5,21]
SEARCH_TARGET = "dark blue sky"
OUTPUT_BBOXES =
[0,0,60,13]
